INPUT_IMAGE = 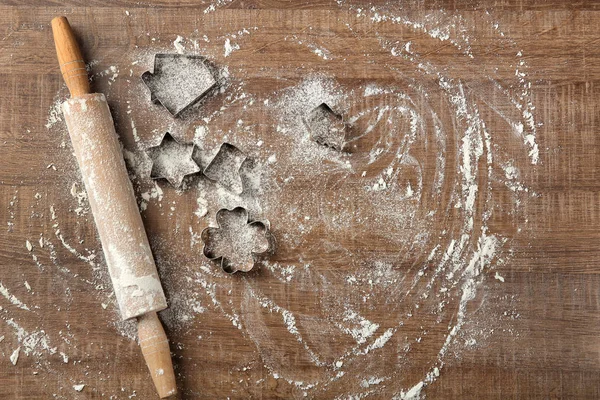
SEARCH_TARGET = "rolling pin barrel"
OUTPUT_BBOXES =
[52,16,177,398]
[61,93,168,320]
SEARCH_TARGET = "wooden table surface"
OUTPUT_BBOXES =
[1,1,599,399]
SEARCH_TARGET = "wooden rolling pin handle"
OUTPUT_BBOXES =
[51,16,91,98]
[138,312,178,398]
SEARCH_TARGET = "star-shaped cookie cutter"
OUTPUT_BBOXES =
[147,132,200,187]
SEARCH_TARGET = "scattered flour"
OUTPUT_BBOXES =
[399,381,424,400]
[494,272,505,282]
[32,5,537,398]
[73,384,85,392]
[174,35,185,54]
[0,282,31,311]
[9,347,20,365]
[224,38,240,57]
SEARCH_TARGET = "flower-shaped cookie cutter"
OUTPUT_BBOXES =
[201,207,272,273]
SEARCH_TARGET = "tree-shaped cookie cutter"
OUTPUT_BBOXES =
[201,143,247,194]
[201,207,272,273]
[303,103,348,151]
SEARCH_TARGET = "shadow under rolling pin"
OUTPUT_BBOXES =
[51,16,177,399]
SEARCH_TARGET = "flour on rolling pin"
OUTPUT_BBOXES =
[62,93,167,320]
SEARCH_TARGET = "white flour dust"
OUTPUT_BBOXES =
[12,2,540,398]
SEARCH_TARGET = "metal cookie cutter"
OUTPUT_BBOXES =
[303,103,348,151]
[142,54,217,116]
[201,143,247,194]
[201,207,272,273]
[147,132,201,187]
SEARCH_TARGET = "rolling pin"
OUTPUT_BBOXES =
[51,17,177,398]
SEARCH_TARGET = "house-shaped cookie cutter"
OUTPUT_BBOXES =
[142,54,217,116]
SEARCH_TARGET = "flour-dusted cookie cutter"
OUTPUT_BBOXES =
[201,207,272,273]
[142,54,217,116]
[201,143,247,194]
[147,132,201,187]
[303,103,348,151]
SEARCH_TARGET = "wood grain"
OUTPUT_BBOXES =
[0,1,599,399]
[51,16,91,97]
